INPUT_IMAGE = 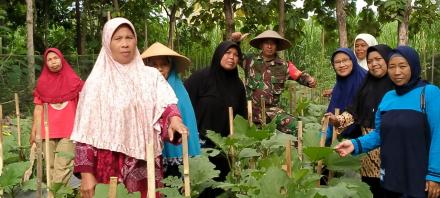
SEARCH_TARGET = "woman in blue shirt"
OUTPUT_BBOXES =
[335,46,440,198]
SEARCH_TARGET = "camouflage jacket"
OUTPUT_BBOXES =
[242,54,310,123]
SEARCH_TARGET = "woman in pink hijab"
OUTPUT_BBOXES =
[70,18,187,198]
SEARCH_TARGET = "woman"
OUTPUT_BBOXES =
[336,46,440,198]
[184,41,246,196]
[71,18,187,198]
[326,44,393,197]
[354,33,378,70]
[325,48,367,145]
[31,48,84,185]
[141,42,201,177]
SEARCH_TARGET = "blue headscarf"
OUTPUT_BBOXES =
[162,67,201,159]
[327,48,368,113]
[390,46,427,95]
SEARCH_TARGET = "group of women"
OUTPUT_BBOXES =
[31,16,439,198]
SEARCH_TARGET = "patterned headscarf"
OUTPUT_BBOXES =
[71,18,177,160]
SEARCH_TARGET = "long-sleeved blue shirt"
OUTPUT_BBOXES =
[352,85,440,184]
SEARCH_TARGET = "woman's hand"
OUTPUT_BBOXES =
[334,140,354,157]
[80,173,97,198]
[168,116,188,143]
[426,180,440,198]
[323,89,333,97]
[306,76,317,88]
[324,112,339,127]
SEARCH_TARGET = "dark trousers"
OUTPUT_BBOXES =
[362,176,385,198]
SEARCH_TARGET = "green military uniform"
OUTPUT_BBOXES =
[243,54,310,134]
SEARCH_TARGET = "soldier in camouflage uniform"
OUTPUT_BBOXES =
[235,30,316,135]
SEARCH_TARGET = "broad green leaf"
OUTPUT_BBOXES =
[161,176,183,188]
[189,156,220,186]
[50,182,74,197]
[315,182,357,198]
[202,148,221,157]
[329,178,373,198]
[261,132,294,151]
[303,123,321,147]
[157,187,184,198]
[206,130,227,151]
[0,161,31,188]
[238,148,260,158]
[94,183,141,198]
[325,153,361,171]
[303,147,334,162]
[257,167,290,198]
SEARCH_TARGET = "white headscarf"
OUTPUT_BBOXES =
[71,18,177,160]
[354,33,378,70]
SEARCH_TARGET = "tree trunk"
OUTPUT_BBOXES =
[278,0,285,37]
[167,5,177,50]
[26,0,35,92]
[75,0,84,55]
[398,0,412,45]
[112,0,120,16]
[42,0,48,48]
[144,22,148,50]
[336,0,348,48]
[223,0,234,40]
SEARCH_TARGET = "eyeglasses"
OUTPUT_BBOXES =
[333,59,351,66]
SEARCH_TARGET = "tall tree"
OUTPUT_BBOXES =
[398,0,412,45]
[278,0,285,37]
[224,0,235,40]
[336,0,347,47]
[75,0,85,54]
[26,0,35,92]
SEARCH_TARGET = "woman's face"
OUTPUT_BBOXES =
[367,51,387,78]
[110,25,137,64]
[355,39,368,60]
[333,52,353,77]
[46,52,62,72]
[220,47,239,70]
[148,56,172,79]
[388,56,411,86]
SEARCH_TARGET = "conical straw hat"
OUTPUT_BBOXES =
[141,42,191,72]
[249,30,292,51]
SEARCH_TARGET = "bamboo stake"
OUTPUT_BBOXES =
[146,142,156,198]
[36,105,43,198]
[107,11,111,21]
[285,139,292,177]
[182,134,190,197]
[317,116,329,186]
[14,93,21,151]
[331,108,340,144]
[0,105,3,196]
[228,107,234,136]
[297,121,303,162]
[289,84,294,114]
[108,176,118,198]
[260,96,266,126]
[43,104,53,198]
[247,100,252,126]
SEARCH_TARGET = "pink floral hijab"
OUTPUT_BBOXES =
[71,18,177,160]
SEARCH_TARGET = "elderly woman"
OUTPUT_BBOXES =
[354,33,378,70]
[31,48,84,185]
[141,42,201,177]
[324,48,367,145]
[326,44,393,197]
[71,18,187,198]
[336,46,440,198]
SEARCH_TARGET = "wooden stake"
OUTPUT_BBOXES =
[247,100,252,126]
[289,84,294,114]
[14,93,21,150]
[107,11,111,21]
[285,139,292,177]
[108,176,118,198]
[146,142,156,198]
[317,116,329,186]
[297,121,303,161]
[331,108,340,144]
[43,104,53,198]
[293,84,297,116]
[260,96,266,126]
[36,105,43,198]
[228,107,234,136]
[182,134,190,197]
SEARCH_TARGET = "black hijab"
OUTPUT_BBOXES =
[346,44,394,129]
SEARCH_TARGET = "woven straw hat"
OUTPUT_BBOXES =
[250,30,292,51]
[141,42,191,72]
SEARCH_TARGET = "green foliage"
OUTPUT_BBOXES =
[94,183,141,198]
